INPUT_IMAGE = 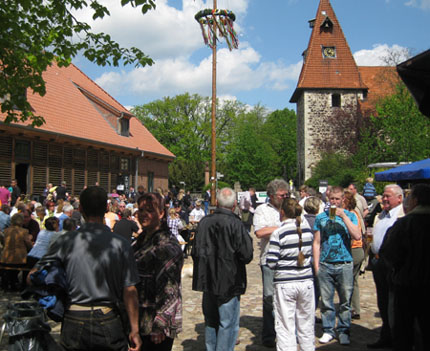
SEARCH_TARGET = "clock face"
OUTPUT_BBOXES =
[323,47,336,58]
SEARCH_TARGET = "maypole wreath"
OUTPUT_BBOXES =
[194,9,238,51]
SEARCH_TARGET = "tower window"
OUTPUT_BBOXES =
[332,93,341,107]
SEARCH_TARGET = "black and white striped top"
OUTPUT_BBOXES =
[266,218,314,283]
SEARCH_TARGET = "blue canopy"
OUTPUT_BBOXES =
[375,158,430,181]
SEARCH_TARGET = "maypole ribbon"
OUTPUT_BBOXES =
[195,9,239,51]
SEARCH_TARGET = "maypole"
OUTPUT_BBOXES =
[195,1,239,209]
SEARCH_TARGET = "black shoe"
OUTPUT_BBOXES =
[352,313,361,320]
[367,340,392,349]
[262,340,276,348]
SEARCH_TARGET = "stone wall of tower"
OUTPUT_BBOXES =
[296,95,306,184]
[297,90,365,183]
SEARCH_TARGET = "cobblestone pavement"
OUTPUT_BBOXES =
[1,237,382,351]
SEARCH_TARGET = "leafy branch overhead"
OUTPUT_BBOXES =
[0,0,156,127]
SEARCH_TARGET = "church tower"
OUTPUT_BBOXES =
[290,0,368,183]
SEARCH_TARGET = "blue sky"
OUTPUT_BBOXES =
[73,0,430,112]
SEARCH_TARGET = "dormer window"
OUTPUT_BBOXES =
[320,16,333,31]
[119,116,130,137]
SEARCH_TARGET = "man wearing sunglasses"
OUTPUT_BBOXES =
[253,178,289,348]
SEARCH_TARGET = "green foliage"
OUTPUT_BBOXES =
[168,159,206,192]
[368,84,430,162]
[132,94,246,190]
[262,108,297,180]
[222,107,281,189]
[309,81,430,192]
[133,94,298,191]
[306,153,357,189]
[0,0,156,126]
[202,181,231,194]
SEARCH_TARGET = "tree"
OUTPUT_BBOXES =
[222,110,280,189]
[305,152,357,189]
[367,83,430,163]
[0,0,155,126]
[262,108,297,181]
[308,81,430,190]
[132,93,245,190]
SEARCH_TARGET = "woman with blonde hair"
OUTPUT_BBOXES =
[267,198,315,351]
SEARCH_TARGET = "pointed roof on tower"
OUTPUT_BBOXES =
[290,0,367,102]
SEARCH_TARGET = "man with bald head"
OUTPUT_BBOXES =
[367,184,404,349]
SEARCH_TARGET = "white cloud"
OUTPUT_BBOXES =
[74,0,249,60]
[95,44,302,102]
[84,0,299,106]
[353,44,410,66]
[404,0,430,10]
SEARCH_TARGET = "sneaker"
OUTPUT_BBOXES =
[319,333,334,344]
[339,333,350,345]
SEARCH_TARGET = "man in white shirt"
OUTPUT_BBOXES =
[190,200,205,224]
[367,184,404,349]
[253,179,289,348]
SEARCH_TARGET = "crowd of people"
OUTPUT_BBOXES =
[0,179,213,351]
[0,177,428,351]
[236,178,428,351]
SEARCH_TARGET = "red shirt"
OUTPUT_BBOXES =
[0,187,11,205]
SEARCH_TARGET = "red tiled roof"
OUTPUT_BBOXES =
[290,0,367,102]
[358,66,399,115]
[1,61,175,159]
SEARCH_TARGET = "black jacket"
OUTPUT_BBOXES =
[380,205,430,287]
[192,208,253,297]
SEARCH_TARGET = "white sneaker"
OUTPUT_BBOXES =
[319,333,334,344]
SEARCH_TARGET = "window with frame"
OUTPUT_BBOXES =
[119,117,130,137]
[332,93,341,107]
[147,171,154,192]
[120,157,130,171]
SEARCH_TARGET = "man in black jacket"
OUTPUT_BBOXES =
[380,183,430,351]
[192,187,253,351]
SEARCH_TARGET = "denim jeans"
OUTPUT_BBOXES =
[317,261,353,337]
[261,265,276,343]
[202,293,240,351]
[61,309,128,351]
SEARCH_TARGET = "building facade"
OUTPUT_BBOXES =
[290,0,396,183]
[0,62,174,199]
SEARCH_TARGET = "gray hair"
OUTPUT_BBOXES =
[217,187,236,209]
[384,184,403,198]
[63,204,74,213]
[266,178,289,196]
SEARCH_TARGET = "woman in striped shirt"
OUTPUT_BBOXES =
[267,198,315,351]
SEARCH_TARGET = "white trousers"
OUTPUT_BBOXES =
[273,280,315,351]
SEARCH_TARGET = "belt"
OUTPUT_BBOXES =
[68,304,113,314]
